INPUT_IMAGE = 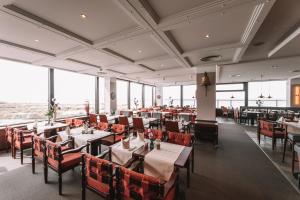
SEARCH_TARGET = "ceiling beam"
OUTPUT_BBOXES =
[232,0,276,62]
[268,26,300,58]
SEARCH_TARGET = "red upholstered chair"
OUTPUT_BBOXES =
[31,134,45,174]
[5,126,14,156]
[111,124,126,143]
[13,128,33,164]
[97,122,109,131]
[258,120,285,150]
[119,116,129,126]
[44,137,87,195]
[165,120,180,133]
[133,117,145,133]
[144,129,164,140]
[74,119,84,127]
[115,166,178,200]
[99,114,109,123]
[81,154,114,200]
[65,118,74,128]
[89,114,98,127]
[167,131,195,173]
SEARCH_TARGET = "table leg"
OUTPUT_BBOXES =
[282,134,288,162]
[187,159,190,188]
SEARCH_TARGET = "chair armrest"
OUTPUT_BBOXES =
[62,144,88,155]
[60,138,73,147]
[46,135,58,141]
[96,149,109,159]
[123,157,140,170]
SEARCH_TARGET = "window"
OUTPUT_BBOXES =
[99,77,105,112]
[54,69,95,118]
[248,81,287,107]
[116,80,129,110]
[130,82,142,109]
[163,86,181,106]
[216,83,245,108]
[0,59,48,126]
[144,85,153,108]
[183,85,196,107]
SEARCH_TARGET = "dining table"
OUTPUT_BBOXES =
[58,127,113,156]
[27,121,68,137]
[133,142,193,187]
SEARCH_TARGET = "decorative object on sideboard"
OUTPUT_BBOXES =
[200,72,211,96]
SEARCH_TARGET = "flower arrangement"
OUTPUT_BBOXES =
[45,98,60,123]
[134,98,139,110]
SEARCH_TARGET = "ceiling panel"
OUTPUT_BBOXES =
[9,0,137,41]
[169,3,254,51]
[68,49,121,67]
[0,12,78,54]
[109,64,146,74]
[48,59,90,72]
[148,0,212,18]
[106,34,166,60]
[0,44,46,63]
[139,58,180,70]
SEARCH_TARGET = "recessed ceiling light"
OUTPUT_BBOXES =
[34,39,39,42]
[138,50,142,53]
[205,34,210,38]
[80,14,87,19]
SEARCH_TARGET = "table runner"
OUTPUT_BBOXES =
[111,137,145,165]
[144,142,184,181]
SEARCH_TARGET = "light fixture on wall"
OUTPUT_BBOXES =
[200,72,211,96]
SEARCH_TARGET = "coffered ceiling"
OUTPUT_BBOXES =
[0,0,297,86]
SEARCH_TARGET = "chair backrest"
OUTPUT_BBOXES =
[144,129,163,140]
[98,122,109,130]
[13,128,31,142]
[133,117,144,132]
[141,112,151,118]
[45,140,61,162]
[167,132,192,146]
[33,134,45,157]
[83,154,114,197]
[165,120,179,132]
[116,166,164,200]
[119,116,129,126]
[5,126,14,143]
[74,119,84,127]
[258,120,275,136]
[89,114,98,124]
[111,124,126,134]
[99,114,108,123]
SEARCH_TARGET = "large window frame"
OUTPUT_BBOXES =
[216,83,246,108]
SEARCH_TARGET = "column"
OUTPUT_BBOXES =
[155,86,163,106]
[104,77,117,114]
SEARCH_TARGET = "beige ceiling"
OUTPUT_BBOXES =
[0,0,297,86]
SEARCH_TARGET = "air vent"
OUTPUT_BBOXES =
[291,69,300,73]
[253,41,265,47]
[200,55,222,62]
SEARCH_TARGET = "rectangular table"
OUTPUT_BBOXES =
[58,127,113,156]
[27,122,68,136]
[133,142,192,187]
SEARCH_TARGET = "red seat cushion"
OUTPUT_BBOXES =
[48,152,81,170]
[15,136,32,149]
[168,132,191,146]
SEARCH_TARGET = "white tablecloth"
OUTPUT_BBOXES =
[111,137,145,165]
[27,122,67,134]
[285,122,300,135]
[58,127,112,147]
[144,142,184,181]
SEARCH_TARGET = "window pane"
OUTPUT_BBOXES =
[117,80,128,110]
[130,82,142,109]
[183,85,196,107]
[216,91,245,108]
[163,86,181,106]
[216,83,244,91]
[248,81,287,107]
[99,77,105,112]
[54,70,95,118]
[144,85,153,108]
[0,59,48,125]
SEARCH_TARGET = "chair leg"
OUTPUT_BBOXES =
[257,133,261,145]
[44,165,48,183]
[192,148,194,173]
[292,145,296,175]
[272,138,276,150]
[58,172,62,195]
[282,137,288,162]
[32,156,35,174]
[20,149,23,165]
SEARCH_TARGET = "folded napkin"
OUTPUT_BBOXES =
[122,138,130,149]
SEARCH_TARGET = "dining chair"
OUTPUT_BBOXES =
[89,114,98,127]
[65,118,74,128]
[119,116,130,133]
[115,166,178,200]
[111,124,126,143]
[44,137,87,195]
[13,128,34,164]
[144,129,164,140]
[74,119,84,127]
[5,126,14,156]
[99,114,109,123]
[165,120,180,133]
[152,112,163,129]
[81,153,115,200]
[133,117,145,133]
[97,122,109,131]
[140,112,151,118]
[292,144,300,188]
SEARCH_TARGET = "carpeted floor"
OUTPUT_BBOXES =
[0,121,299,200]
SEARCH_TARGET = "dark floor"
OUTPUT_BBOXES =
[0,121,299,200]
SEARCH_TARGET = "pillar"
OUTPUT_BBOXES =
[104,77,117,114]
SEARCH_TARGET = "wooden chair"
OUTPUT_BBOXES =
[5,126,14,156]
[31,134,45,174]
[97,122,109,131]
[292,144,300,188]
[111,124,126,143]
[99,114,109,123]
[115,166,178,200]
[13,128,33,164]
[74,119,84,127]
[65,118,74,128]
[89,114,98,127]
[133,117,145,133]
[119,116,130,132]
[144,129,164,140]
[141,112,151,118]
[152,112,163,129]
[44,137,87,195]
[258,120,285,150]
[81,153,114,200]
[165,120,180,133]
